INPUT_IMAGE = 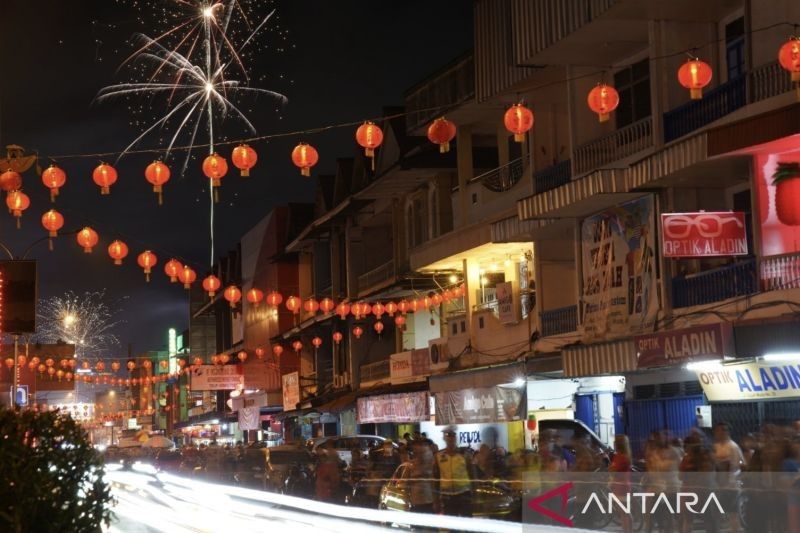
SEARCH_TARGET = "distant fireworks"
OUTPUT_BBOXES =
[34,291,123,359]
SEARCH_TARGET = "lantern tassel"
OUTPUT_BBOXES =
[690,88,702,100]
[440,142,449,154]
[301,167,310,177]
[370,155,375,171]
[214,189,219,203]
[241,168,249,177]
[145,273,150,282]
[16,218,20,230]
[599,113,610,123]
[158,191,163,206]
[50,190,57,203]
[514,133,525,143]
[48,238,53,251]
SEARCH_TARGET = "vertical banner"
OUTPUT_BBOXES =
[581,196,658,342]
[496,281,515,324]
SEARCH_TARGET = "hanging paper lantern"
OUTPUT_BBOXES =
[677,58,713,100]
[266,291,283,307]
[231,144,258,177]
[312,336,323,349]
[164,259,182,282]
[224,285,242,307]
[56,369,64,381]
[157,360,167,370]
[353,326,364,339]
[332,331,343,344]
[360,302,372,318]
[427,117,457,153]
[432,293,443,306]
[4,357,14,369]
[318,297,335,314]
[272,345,284,358]
[30,357,40,366]
[178,265,197,289]
[202,275,221,297]
[355,121,384,169]
[138,250,157,282]
[255,348,265,359]
[178,358,186,368]
[65,372,73,382]
[6,190,30,228]
[503,103,534,142]
[42,210,64,248]
[17,355,26,367]
[246,288,264,305]
[144,161,171,205]
[193,356,203,366]
[423,295,433,309]
[37,363,46,374]
[107,240,129,265]
[93,163,118,195]
[291,340,303,353]
[373,321,384,335]
[42,165,66,201]
[77,227,99,253]
[285,295,301,314]
[81,360,90,370]
[142,360,152,369]
[410,299,420,313]
[210,355,220,365]
[384,301,398,317]
[335,302,351,320]
[587,84,620,123]
[779,36,800,88]
[372,302,385,318]
[127,361,136,371]
[202,153,228,187]
[291,143,319,177]
[59,359,69,369]
[237,350,248,362]
[397,300,410,315]
[0,170,22,192]
[303,298,320,314]
[111,361,120,372]
[27,361,36,372]
[96,361,106,372]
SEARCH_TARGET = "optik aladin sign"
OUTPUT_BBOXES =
[661,211,748,258]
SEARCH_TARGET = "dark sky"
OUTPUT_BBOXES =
[0,1,473,354]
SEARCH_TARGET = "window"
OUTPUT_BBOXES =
[613,58,651,128]
[726,17,745,80]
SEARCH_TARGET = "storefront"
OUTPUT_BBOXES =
[356,388,429,439]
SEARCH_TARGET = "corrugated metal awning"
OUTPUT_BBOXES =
[562,339,637,377]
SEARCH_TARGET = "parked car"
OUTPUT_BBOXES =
[264,444,316,496]
[311,435,392,465]
[378,462,519,518]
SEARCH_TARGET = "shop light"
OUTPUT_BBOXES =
[490,262,499,272]
[763,353,800,362]
[513,377,526,388]
[448,274,458,284]
[685,360,723,372]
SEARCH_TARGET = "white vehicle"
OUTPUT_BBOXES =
[311,435,392,465]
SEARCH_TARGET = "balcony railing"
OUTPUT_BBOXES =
[360,359,390,385]
[471,157,524,193]
[357,259,395,296]
[663,75,747,143]
[671,259,757,309]
[405,52,475,132]
[761,252,800,291]
[541,305,578,337]
[534,159,572,194]
[573,117,652,175]
[749,60,794,104]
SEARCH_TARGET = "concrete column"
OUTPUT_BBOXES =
[344,217,355,299]
[649,20,665,148]
[456,125,473,228]
[330,230,342,298]
[573,220,583,326]
[565,66,578,164]
[463,258,480,347]
[496,124,510,168]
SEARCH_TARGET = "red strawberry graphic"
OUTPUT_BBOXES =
[773,162,800,226]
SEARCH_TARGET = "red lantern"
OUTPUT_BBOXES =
[373,321,384,335]
[108,240,129,265]
[77,227,99,253]
[127,361,136,371]
[203,275,221,297]
[372,302,385,318]
[5,357,14,369]
[177,358,186,368]
[0,170,21,192]
[677,58,713,100]
[42,209,64,240]
[427,117,457,153]
[96,361,106,372]
[164,259,182,282]
[231,144,258,177]
[332,331,343,344]
[319,297,335,314]
[503,103,534,142]
[335,302,351,319]
[65,372,73,382]
[291,340,303,353]
[93,163,117,195]
[266,291,283,307]
[285,295,301,314]
[237,350,248,362]
[353,326,364,339]
[397,300,410,315]
[37,364,46,374]
[385,301,398,317]
[432,293,443,306]
[291,143,319,177]
[272,345,284,358]
[360,302,372,318]
[303,298,319,314]
[255,348,265,359]
[355,121,384,169]
[81,360,89,370]
[158,359,168,370]
[224,285,242,307]
[193,357,203,366]
[779,37,800,90]
[42,165,66,201]
[179,265,197,289]
[312,336,323,349]
[6,190,30,228]
[111,361,121,372]
[16,355,26,367]
[210,355,220,365]
[587,84,620,123]
[202,153,228,187]
[142,360,152,369]
[221,353,231,365]
[246,288,264,305]
[138,250,157,282]
[145,161,171,205]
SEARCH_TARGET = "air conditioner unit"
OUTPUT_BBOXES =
[428,338,451,370]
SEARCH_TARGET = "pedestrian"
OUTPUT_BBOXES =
[409,439,435,513]
[713,422,744,533]
[609,435,633,533]
[781,437,800,533]
[434,427,472,516]
[315,440,341,502]
[679,432,718,533]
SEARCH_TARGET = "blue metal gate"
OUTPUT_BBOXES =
[625,395,704,457]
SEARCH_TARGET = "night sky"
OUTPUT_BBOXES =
[0,1,472,354]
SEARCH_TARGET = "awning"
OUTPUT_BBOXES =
[356,379,428,398]
[562,339,637,378]
[428,362,525,393]
[316,390,357,414]
[273,408,319,421]
[173,411,237,429]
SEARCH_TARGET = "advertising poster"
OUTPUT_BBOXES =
[581,196,658,342]
[695,360,800,401]
[496,281,515,324]
[356,391,428,424]
[634,322,734,369]
[435,386,525,425]
[281,371,300,412]
[661,212,748,257]
[189,364,243,391]
[753,152,800,257]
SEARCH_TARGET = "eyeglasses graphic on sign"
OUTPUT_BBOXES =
[662,212,744,239]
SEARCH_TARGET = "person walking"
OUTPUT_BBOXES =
[434,427,472,516]
[409,439,436,513]
[713,422,744,533]
[609,435,633,533]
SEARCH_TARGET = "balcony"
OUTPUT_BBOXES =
[663,75,747,143]
[761,252,800,291]
[360,359,390,387]
[471,157,524,193]
[404,52,475,132]
[541,305,578,336]
[534,159,572,194]
[750,60,795,104]
[573,117,652,175]
[357,259,396,297]
[671,259,757,309]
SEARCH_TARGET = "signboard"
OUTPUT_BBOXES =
[661,212,748,258]
[390,349,431,385]
[695,360,800,401]
[356,391,429,424]
[496,281,515,324]
[753,152,800,257]
[53,402,94,421]
[189,364,243,391]
[428,339,450,372]
[581,196,658,342]
[282,371,300,412]
[435,386,525,425]
[635,323,734,369]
